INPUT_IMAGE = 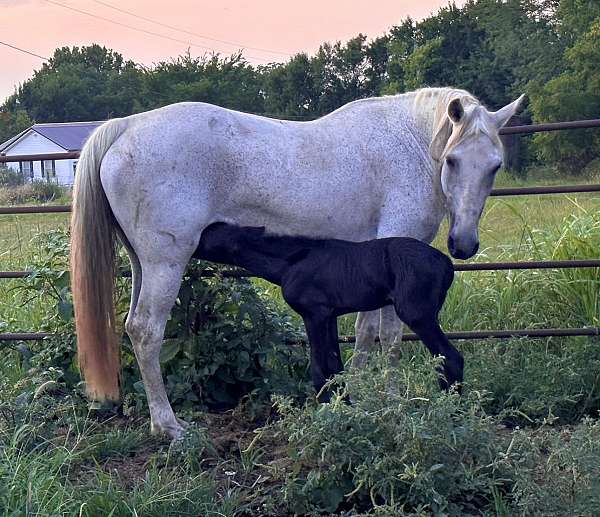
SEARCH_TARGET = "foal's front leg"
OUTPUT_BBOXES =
[303,313,343,402]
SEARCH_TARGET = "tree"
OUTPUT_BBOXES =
[530,15,600,173]
[17,45,140,122]
[0,94,32,143]
[261,54,317,118]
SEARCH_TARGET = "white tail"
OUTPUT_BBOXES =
[70,118,127,401]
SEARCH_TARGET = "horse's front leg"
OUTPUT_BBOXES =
[351,309,380,369]
[126,261,189,439]
[379,305,404,365]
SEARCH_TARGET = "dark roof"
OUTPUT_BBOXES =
[32,122,104,151]
[0,129,27,153]
[0,121,104,153]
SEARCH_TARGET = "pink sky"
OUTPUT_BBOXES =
[0,0,463,102]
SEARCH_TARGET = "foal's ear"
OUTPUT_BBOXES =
[492,94,526,128]
[447,98,464,124]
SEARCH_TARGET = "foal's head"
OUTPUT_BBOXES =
[199,222,254,259]
[428,91,524,259]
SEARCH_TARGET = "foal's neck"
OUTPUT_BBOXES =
[236,232,324,285]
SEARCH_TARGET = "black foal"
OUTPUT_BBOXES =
[195,222,463,400]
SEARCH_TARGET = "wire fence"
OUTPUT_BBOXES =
[1,117,599,343]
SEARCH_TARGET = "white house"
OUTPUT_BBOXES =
[0,121,103,186]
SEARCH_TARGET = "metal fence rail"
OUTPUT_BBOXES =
[1,117,599,343]
[2,327,599,343]
[2,259,600,280]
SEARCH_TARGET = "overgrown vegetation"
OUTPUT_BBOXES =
[1,0,600,512]
[0,173,68,205]
[1,201,599,514]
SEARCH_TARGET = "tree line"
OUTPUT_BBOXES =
[1,0,598,175]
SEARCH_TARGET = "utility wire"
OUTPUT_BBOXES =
[0,40,48,60]
[91,0,292,57]
[42,0,277,63]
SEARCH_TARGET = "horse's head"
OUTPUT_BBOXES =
[429,92,524,259]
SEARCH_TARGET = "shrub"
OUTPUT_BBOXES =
[29,180,66,203]
[0,181,68,205]
[440,209,600,424]
[517,418,600,514]
[0,165,25,187]
[272,357,538,515]
[12,229,309,414]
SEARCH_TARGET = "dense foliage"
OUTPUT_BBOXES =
[1,0,599,174]
[9,229,309,415]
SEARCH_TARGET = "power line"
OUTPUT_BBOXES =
[42,0,277,63]
[90,0,292,57]
[0,41,48,61]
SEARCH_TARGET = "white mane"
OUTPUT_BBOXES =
[323,87,499,164]
[410,87,500,162]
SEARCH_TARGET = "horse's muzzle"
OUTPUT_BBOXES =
[448,234,479,260]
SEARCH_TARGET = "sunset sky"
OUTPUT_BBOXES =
[0,0,463,102]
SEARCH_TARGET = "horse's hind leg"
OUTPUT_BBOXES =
[120,234,142,319]
[126,259,189,439]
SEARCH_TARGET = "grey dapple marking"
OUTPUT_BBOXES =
[70,87,524,439]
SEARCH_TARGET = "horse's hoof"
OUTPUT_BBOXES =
[176,417,190,429]
[151,419,187,440]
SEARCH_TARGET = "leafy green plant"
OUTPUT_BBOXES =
[0,165,24,187]
[10,229,309,413]
[271,356,538,515]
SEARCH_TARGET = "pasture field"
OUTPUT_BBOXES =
[1,169,600,515]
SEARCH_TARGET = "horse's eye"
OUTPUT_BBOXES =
[445,156,456,168]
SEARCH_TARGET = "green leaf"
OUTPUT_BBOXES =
[160,339,182,364]
[57,299,73,322]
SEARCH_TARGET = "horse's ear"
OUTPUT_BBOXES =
[448,98,464,124]
[492,94,525,128]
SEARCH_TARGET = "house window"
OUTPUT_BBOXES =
[19,161,33,179]
[72,160,78,176]
[41,160,56,180]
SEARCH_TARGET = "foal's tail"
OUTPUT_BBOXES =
[70,118,127,402]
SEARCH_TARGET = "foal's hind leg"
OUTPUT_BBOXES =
[410,319,463,391]
[126,260,189,439]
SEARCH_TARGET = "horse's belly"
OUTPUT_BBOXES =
[217,172,380,241]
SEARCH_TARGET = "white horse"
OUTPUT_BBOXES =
[70,87,523,439]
